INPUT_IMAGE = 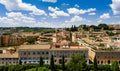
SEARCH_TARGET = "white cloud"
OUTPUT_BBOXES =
[61,3,69,6]
[74,4,79,8]
[0,0,46,15]
[0,12,70,28]
[88,12,96,15]
[65,15,86,23]
[42,0,57,3]
[100,13,110,19]
[48,6,59,12]
[48,6,69,18]
[110,0,120,15]
[0,12,36,27]
[67,8,96,15]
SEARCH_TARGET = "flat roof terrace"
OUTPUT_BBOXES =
[0,52,18,58]
[51,45,88,50]
[19,45,50,50]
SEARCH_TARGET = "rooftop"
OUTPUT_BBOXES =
[19,44,50,50]
[0,52,18,58]
[51,45,88,50]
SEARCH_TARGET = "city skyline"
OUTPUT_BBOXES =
[0,0,120,28]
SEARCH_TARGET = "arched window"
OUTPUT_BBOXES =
[108,60,110,64]
[101,61,103,64]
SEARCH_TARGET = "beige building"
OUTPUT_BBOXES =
[51,45,89,64]
[18,44,88,64]
[96,50,120,64]
[18,45,50,64]
[0,48,19,65]
[89,48,120,65]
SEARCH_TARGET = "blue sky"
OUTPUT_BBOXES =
[0,0,120,27]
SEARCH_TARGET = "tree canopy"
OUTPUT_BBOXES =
[67,53,86,71]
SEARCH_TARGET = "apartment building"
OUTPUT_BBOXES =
[51,45,89,64]
[18,45,50,64]
[0,48,19,65]
[18,44,88,64]
[89,48,120,65]
[96,50,120,64]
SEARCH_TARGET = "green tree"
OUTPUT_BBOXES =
[36,66,38,71]
[67,53,86,71]
[98,23,109,30]
[93,56,98,71]
[39,56,44,67]
[50,55,55,71]
[26,36,37,44]
[111,61,119,71]
[62,55,65,71]
[19,59,22,65]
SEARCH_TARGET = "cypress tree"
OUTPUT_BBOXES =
[62,54,65,71]
[50,55,55,71]
[19,59,22,65]
[39,56,44,67]
[94,56,98,71]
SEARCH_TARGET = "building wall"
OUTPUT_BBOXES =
[19,49,50,64]
[2,35,10,46]
[96,51,120,65]
[0,58,18,65]
[50,49,89,64]
[0,35,25,46]
[19,48,89,64]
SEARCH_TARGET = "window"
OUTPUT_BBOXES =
[33,52,36,55]
[59,59,62,64]
[46,57,48,59]
[28,52,30,55]
[108,60,110,64]
[37,52,40,54]
[46,52,49,54]
[98,61,99,64]
[101,61,103,64]
[24,52,26,55]
[54,59,56,62]
[42,52,44,54]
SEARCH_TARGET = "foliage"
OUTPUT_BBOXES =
[62,55,65,71]
[19,59,22,65]
[70,25,78,32]
[67,53,86,71]
[26,67,51,71]
[93,56,98,71]
[50,55,55,71]
[26,36,37,44]
[39,56,44,67]
[98,43,105,47]
[106,31,115,36]
[111,61,119,71]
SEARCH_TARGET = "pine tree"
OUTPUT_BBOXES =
[50,55,55,71]
[93,56,98,71]
[62,54,65,71]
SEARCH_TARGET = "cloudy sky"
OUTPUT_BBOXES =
[0,0,120,27]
